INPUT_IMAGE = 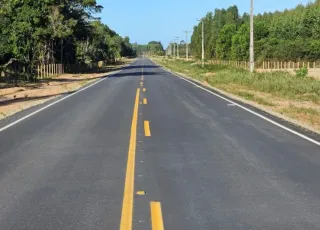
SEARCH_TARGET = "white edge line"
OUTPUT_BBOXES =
[0,60,138,132]
[152,60,320,147]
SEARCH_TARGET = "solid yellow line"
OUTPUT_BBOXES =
[150,202,164,230]
[120,88,140,230]
[143,88,146,92]
[144,121,151,137]
[143,98,147,105]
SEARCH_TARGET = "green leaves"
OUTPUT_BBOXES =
[216,24,236,60]
[0,0,135,66]
[190,1,320,62]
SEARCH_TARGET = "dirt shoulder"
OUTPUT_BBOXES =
[0,60,134,120]
[153,58,320,135]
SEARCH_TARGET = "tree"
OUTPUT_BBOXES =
[231,23,249,60]
[0,0,135,69]
[216,24,237,60]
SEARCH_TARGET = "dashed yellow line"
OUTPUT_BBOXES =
[144,121,151,137]
[150,202,164,230]
[120,88,140,230]
[143,98,147,105]
[141,82,143,86]
[143,88,146,92]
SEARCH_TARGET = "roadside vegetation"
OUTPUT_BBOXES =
[154,58,320,133]
[190,1,320,62]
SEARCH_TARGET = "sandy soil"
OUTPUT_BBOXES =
[0,61,133,120]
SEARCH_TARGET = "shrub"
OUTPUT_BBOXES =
[295,66,308,77]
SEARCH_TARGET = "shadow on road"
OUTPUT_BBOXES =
[110,71,159,78]
[123,65,159,70]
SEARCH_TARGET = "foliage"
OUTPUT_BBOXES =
[0,0,136,66]
[191,1,320,61]
[295,67,308,77]
[134,42,165,56]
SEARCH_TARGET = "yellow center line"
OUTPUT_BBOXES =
[143,98,147,105]
[141,82,143,86]
[144,121,151,137]
[150,202,164,230]
[143,88,146,92]
[120,88,140,230]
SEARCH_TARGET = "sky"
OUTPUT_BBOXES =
[96,0,311,48]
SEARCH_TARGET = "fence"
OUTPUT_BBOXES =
[0,62,102,86]
[209,60,320,70]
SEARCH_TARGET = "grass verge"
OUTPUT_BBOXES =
[153,57,320,133]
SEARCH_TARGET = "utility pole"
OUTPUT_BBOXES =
[173,41,176,58]
[184,31,191,61]
[175,37,180,58]
[250,0,254,73]
[197,19,204,68]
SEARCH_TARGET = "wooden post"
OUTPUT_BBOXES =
[298,62,300,68]
[303,62,305,68]
[268,62,270,69]
[307,62,310,69]
[314,62,316,68]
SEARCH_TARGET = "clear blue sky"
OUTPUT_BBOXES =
[96,0,310,48]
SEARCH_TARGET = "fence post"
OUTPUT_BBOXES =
[303,62,305,68]
[307,62,310,69]
[314,62,316,68]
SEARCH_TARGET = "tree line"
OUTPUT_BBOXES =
[134,41,165,56]
[191,0,320,62]
[0,0,136,68]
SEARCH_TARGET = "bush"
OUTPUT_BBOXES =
[295,66,308,77]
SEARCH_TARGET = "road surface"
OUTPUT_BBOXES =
[0,58,320,230]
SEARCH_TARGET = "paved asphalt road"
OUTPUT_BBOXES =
[0,58,320,230]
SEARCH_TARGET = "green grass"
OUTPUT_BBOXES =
[156,58,320,102]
